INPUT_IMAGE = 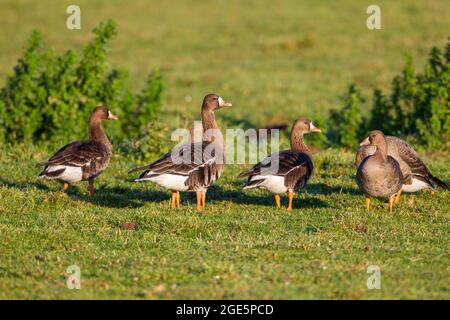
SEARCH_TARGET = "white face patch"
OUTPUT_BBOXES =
[107,110,118,120]
[310,122,317,130]
[217,97,232,107]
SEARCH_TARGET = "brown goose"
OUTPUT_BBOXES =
[239,118,321,210]
[356,130,404,213]
[36,106,118,195]
[356,135,448,201]
[130,94,231,211]
[188,120,204,143]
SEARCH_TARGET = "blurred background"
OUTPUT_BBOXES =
[1,0,448,129]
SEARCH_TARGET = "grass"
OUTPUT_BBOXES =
[0,0,449,299]
[0,143,448,299]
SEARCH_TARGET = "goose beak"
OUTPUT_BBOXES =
[108,111,119,120]
[360,137,370,146]
[309,122,321,133]
[218,96,232,108]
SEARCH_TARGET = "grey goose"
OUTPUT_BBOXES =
[356,130,404,213]
[356,135,448,202]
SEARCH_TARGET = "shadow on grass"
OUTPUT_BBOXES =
[70,183,169,209]
[207,184,329,208]
[1,177,359,209]
[0,177,51,192]
[0,177,169,209]
[307,182,360,196]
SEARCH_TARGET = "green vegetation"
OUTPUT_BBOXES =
[327,84,365,149]
[329,42,450,150]
[0,145,448,299]
[0,0,449,299]
[0,21,163,144]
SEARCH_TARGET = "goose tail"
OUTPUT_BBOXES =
[429,174,448,190]
[243,178,264,190]
[128,165,150,174]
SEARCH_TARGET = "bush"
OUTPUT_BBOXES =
[414,45,450,149]
[0,20,164,145]
[367,89,395,134]
[327,39,449,150]
[327,84,365,149]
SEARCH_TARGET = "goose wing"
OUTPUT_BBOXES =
[131,141,221,189]
[131,142,217,176]
[240,150,313,178]
[36,141,107,168]
[392,136,448,188]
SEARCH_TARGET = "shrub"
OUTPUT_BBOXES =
[367,89,395,135]
[327,84,365,149]
[0,20,164,145]
[327,39,449,150]
[390,54,417,135]
[414,45,450,149]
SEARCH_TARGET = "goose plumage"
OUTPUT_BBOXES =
[356,130,404,213]
[356,135,448,194]
[130,94,231,211]
[239,118,321,210]
[36,106,118,195]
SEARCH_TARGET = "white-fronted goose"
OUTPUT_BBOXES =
[239,118,321,210]
[356,130,404,213]
[36,106,118,195]
[130,94,231,211]
[189,120,204,143]
[356,135,448,201]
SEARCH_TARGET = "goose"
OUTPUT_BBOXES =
[130,94,231,211]
[36,106,118,195]
[356,134,448,202]
[239,118,321,210]
[356,130,404,213]
[189,120,204,143]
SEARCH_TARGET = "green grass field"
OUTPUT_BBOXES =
[0,0,449,299]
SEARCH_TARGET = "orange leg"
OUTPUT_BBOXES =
[171,191,177,209]
[89,180,94,196]
[388,195,395,213]
[62,182,70,192]
[176,191,180,208]
[287,191,294,210]
[196,192,202,211]
[274,194,281,208]
[395,189,403,204]
[201,192,206,209]
[365,196,371,211]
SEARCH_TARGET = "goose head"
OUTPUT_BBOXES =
[361,130,385,146]
[90,106,119,122]
[291,118,321,136]
[363,130,388,158]
[202,94,232,112]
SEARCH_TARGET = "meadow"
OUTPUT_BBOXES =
[0,0,449,299]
